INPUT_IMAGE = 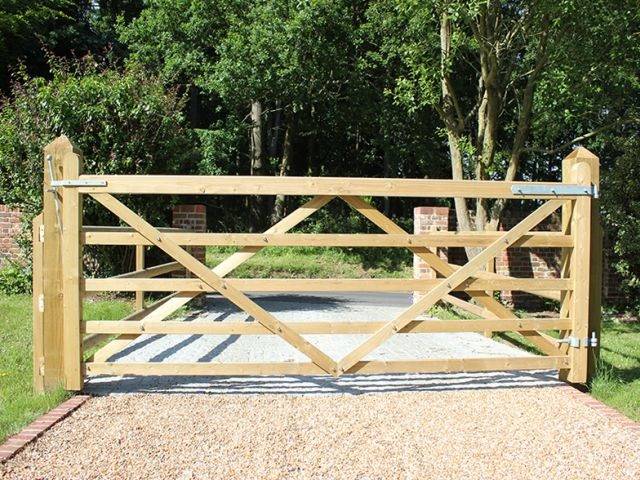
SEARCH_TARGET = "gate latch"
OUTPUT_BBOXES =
[556,331,598,348]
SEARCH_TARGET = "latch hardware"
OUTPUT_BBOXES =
[556,331,598,348]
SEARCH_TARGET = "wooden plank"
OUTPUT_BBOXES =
[114,261,182,279]
[84,277,571,292]
[41,139,66,390]
[83,230,573,248]
[134,245,145,310]
[82,318,572,335]
[337,199,564,374]
[61,138,84,390]
[340,195,562,354]
[567,161,593,383]
[78,174,582,199]
[84,355,570,377]
[90,193,337,375]
[32,213,45,392]
[106,196,335,328]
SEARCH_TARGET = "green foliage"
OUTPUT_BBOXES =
[0,262,31,294]
[601,134,640,310]
[0,57,198,274]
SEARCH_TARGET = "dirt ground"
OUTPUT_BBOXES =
[2,386,639,480]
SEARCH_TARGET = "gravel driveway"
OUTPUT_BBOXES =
[86,292,540,394]
[3,388,639,479]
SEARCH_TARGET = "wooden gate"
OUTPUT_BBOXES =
[32,136,602,391]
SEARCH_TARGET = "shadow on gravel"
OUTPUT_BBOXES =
[85,370,562,396]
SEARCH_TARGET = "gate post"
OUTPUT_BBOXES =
[60,137,84,390]
[38,137,68,391]
[562,147,601,384]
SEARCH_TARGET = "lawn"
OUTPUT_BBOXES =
[206,246,413,278]
[0,294,132,442]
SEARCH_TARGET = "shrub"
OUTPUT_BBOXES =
[602,134,640,312]
[0,262,31,294]
[0,57,199,275]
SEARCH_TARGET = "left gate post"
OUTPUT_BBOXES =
[60,137,84,390]
[40,138,66,390]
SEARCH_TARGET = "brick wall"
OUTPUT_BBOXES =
[413,206,622,310]
[172,204,206,267]
[0,205,22,265]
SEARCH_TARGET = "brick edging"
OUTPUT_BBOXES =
[0,395,90,462]
[560,385,640,432]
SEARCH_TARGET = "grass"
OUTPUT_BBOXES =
[206,246,412,278]
[0,294,132,442]
[590,318,640,421]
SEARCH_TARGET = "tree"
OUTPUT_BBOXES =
[365,0,640,236]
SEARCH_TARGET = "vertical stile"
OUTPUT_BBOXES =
[32,213,45,392]
[135,244,145,310]
[61,138,84,390]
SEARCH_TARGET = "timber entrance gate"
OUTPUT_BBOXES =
[32,136,602,391]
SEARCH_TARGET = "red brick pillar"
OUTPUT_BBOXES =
[0,205,22,265]
[413,207,450,301]
[172,204,206,267]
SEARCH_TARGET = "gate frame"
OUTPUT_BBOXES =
[32,136,602,391]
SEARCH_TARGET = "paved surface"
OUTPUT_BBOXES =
[4,388,639,479]
[85,292,541,394]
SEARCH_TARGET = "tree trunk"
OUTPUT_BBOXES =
[272,117,294,223]
[249,100,264,231]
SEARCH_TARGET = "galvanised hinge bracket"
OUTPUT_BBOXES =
[511,184,599,198]
[556,332,598,348]
[50,179,107,188]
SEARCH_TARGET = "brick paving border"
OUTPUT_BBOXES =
[560,385,640,432]
[0,395,89,462]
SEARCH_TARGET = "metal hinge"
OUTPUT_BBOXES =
[50,179,107,188]
[511,184,599,198]
[38,294,44,313]
[39,224,45,242]
[556,331,598,348]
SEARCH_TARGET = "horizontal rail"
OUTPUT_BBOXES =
[78,175,580,199]
[84,355,570,376]
[82,318,572,335]
[82,230,573,248]
[114,261,182,279]
[83,277,571,292]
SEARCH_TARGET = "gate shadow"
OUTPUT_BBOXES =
[85,370,562,396]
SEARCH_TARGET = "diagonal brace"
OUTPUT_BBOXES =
[90,193,337,375]
[340,195,562,356]
[337,199,564,373]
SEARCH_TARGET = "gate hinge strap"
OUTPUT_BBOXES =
[512,184,598,198]
[50,179,107,187]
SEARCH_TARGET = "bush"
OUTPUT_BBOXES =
[0,57,199,275]
[0,262,31,294]
[602,134,640,312]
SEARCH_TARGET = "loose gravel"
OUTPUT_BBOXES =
[3,387,639,479]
